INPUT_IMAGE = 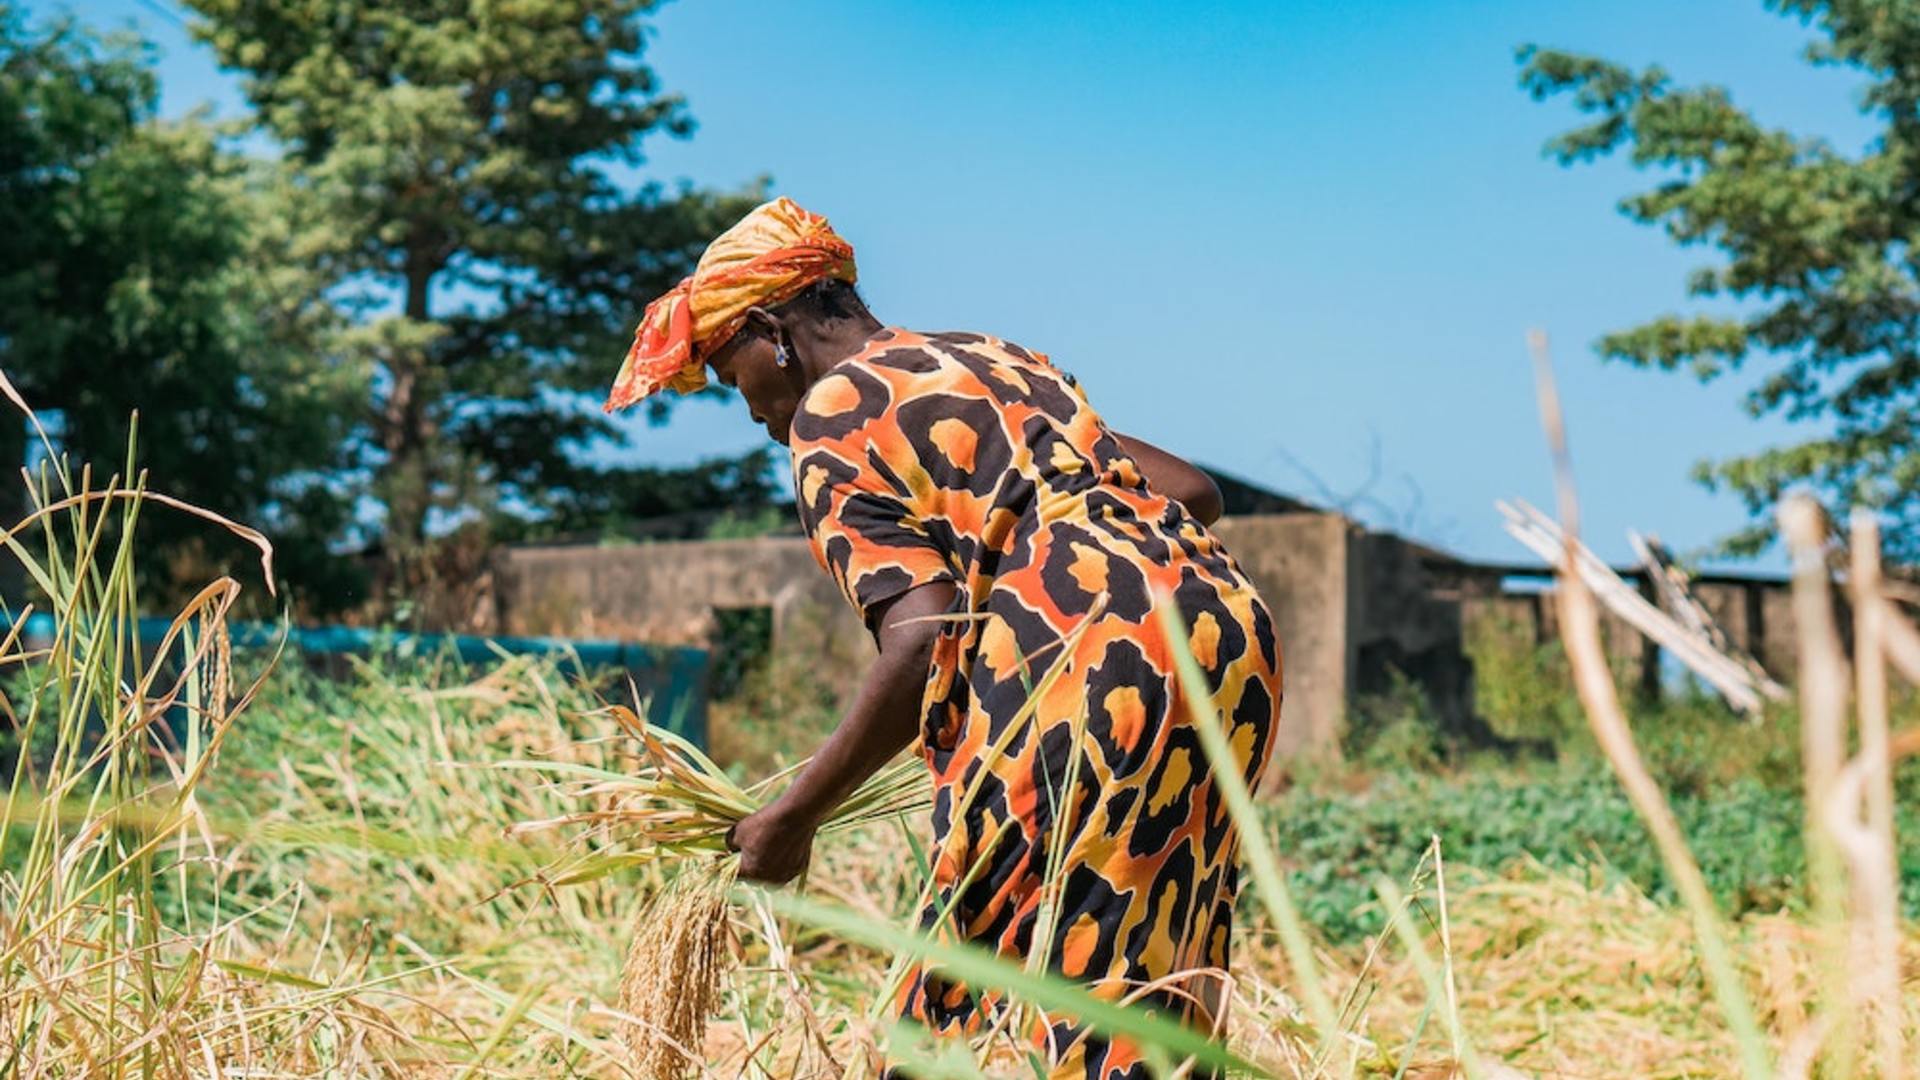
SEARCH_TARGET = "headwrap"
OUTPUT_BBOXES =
[603,197,857,412]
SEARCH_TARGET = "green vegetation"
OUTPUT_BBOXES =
[0,0,776,611]
[6,402,1890,1074]
[0,5,359,605]
[1274,763,1920,943]
[1317,629,1920,944]
[8,612,1914,1075]
[1522,1,1920,558]
[2,430,1892,1075]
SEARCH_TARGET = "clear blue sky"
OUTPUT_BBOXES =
[52,0,1879,567]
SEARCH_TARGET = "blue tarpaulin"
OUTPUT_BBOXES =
[9,614,710,748]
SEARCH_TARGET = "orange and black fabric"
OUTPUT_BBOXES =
[790,328,1284,1079]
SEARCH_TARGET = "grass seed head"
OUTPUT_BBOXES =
[621,859,740,1079]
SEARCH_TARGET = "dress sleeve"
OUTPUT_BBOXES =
[789,375,958,628]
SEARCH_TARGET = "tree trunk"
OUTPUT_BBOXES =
[377,244,439,602]
[0,412,27,608]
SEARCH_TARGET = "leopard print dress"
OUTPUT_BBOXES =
[789,327,1283,1079]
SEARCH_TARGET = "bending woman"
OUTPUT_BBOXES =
[605,198,1283,1079]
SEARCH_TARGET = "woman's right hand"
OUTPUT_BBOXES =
[726,799,817,886]
[725,582,955,886]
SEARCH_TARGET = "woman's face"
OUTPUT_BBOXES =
[706,324,806,445]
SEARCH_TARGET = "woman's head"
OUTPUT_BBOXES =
[704,278,879,445]
[603,197,863,426]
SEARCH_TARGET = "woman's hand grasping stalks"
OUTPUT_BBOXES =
[725,580,954,884]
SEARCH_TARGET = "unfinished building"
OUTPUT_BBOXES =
[488,472,1797,766]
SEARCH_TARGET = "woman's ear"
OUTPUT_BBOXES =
[742,306,781,341]
[746,305,808,384]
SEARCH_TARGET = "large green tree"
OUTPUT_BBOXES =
[182,0,762,603]
[1521,1,1920,556]
[0,5,360,607]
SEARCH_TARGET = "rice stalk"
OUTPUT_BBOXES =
[503,704,929,881]
[620,858,739,1079]
[0,381,456,1076]
[508,702,930,1075]
[1526,329,1772,1080]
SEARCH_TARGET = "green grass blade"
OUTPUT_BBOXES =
[1155,601,1338,1037]
[760,888,1270,1077]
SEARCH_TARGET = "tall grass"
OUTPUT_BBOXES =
[0,361,1914,1078]
[0,390,403,1073]
[0,383,651,1074]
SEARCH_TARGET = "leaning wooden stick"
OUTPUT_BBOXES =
[1499,498,1769,713]
[1630,529,1788,702]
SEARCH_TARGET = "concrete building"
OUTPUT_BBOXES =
[488,473,1796,773]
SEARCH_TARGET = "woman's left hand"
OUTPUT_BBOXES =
[726,800,817,885]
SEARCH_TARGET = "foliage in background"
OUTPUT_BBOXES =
[1274,762,1920,943]
[177,0,764,608]
[1465,615,1585,746]
[0,1,786,613]
[501,445,786,543]
[1520,1,1920,557]
[704,614,845,778]
[0,5,361,608]
[1327,634,1920,946]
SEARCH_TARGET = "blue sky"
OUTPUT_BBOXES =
[54,0,1879,566]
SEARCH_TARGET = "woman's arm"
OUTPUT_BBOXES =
[1115,433,1225,526]
[727,579,957,884]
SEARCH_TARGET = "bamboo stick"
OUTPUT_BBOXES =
[1843,510,1905,1079]
[1526,330,1772,1080]
[1778,496,1853,1077]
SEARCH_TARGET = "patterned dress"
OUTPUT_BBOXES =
[789,328,1283,1079]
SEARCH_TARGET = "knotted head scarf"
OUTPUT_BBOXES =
[604,197,857,412]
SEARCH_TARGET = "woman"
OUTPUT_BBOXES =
[606,198,1282,1079]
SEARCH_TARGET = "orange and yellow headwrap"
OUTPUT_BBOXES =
[603,197,857,412]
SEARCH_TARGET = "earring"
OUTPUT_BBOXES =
[774,342,792,368]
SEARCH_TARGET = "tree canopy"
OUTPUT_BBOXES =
[0,1,776,616]
[0,5,360,605]
[1521,1,1920,557]
[180,0,763,604]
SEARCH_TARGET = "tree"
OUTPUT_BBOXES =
[506,445,785,542]
[0,5,361,608]
[1521,2,1920,557]
[181,0,763,605]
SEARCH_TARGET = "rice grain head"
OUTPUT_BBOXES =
[622,858,740,1079]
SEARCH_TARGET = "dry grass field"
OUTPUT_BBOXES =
[1,382,1915,1078]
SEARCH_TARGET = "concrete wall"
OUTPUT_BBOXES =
[493,514,1802,772]
[1347,531,1478,735]
[493,514,1367,766]
[492,537,875,686]
[1695,580,1800,682]
[1212,515,1351,759]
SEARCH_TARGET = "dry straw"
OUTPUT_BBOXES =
[506,702,929,1078]
[1528,328,1917,1079]
[620,858,740,1079]
[1525,329,1772,1079]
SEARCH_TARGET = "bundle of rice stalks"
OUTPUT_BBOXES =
[620,858,741,1077]
[503,704,930,1078]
